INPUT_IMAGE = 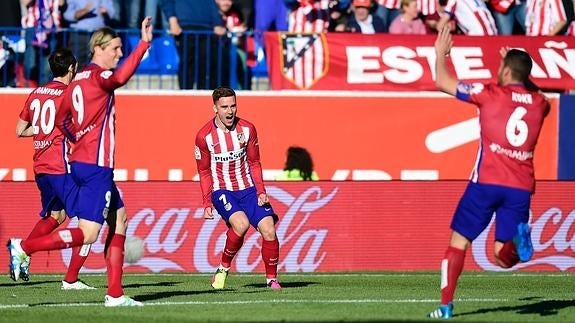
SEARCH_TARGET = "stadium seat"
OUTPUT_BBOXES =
[124,35,161,74]
[152,35,179,75]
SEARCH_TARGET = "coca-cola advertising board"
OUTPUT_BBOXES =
[264,33,575,91]
[0,90,560,181]
[0,181,573,273]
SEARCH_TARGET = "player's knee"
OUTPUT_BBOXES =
[257,221,277,240]
[50,211,67,224]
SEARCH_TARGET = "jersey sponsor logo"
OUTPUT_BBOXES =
[34,140,52,149]
[280,33,329,89]
[194,146,201,160]
[73,70,91,81]
[489,142,533,161]
[100,71,113,79]
[213,148,246,162]
[76,123,96,140]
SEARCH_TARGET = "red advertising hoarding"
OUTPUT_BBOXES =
[0,91,560,181]
[265,33,575,91]
[0,181,573,273]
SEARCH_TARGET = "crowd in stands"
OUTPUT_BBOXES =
[0,0,574,89]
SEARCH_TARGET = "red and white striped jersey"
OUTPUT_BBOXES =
[525,0,568,35]
[288,0,331,32]
[379,0,435,15]
[417,0,437,16]
[567,21,575,35]
[59,41,150,168]
[377,0,401,9]
[21,0,61,29]
[195,117,266,208]
[444,0,498,35]
[19,80,71,175]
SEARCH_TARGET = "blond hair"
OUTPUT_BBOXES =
[89,27,120,58]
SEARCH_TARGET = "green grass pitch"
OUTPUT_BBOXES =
[0,272,574,322]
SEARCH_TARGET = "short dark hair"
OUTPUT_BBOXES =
[212,86,236,104]
[48,48,76,78]
[503,49,532,83]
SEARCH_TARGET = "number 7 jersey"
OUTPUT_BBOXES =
[456,82,550,192]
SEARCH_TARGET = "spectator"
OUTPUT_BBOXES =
[346,0,386,32]
[63,0,117,69]
[424,0,457,33]
[255,0,288,35]
[525,0,573,35]
[488,0,527,35]
[234,0,254,30]
[284,0,332,32]
[217,0,252,90]
[145,0,168,31]
[374,0,401,32]
[275,146,319,181]
[389,0,428,34]
[437,0,498,35]
[0,0,23,87]
[21,0,66,87]
[160,0,228,90]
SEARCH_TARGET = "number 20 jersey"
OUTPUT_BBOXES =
[19,80,71,175]
[457,82,550,192]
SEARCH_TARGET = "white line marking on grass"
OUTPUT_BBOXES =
[0,298,513,309]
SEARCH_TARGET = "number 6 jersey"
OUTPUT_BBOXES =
[455,82,550,192]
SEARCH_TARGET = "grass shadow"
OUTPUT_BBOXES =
[243,281,319,289]
[458,298,575,318]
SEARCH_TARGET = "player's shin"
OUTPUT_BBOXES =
[105,234,125,298]
[64,243,91,283]
[262,238,279,279]
[440,246,466,305]
[496,240,519,268]
[221,228,244,268]
[21,228,85,254]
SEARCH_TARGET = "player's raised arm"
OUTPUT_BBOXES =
[434,27,458,96]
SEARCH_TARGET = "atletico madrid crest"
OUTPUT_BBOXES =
[280,33,329,89]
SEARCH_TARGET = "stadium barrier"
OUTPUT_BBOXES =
[1,181,573,273]
[0,90,562,181]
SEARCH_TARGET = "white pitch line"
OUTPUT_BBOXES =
[25,272,575,278]
[0,298,512,309]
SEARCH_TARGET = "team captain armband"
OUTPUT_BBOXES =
[455,82,484,101]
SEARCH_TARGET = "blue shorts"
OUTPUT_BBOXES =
[212,186,278,228]
[70,162,124,225]
[35,173,79,218]
[451,182,531,242]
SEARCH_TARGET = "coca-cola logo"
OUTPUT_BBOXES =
[61,185,338,273]
[472,207,575,271]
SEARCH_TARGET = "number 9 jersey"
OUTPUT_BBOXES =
[455,82,550,192]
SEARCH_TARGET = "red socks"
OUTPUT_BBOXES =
[64,244,91,283]
[498,241,519,267]
[262,239,279,279]
[105,234,125,297]
[440,246,466,305]
[221,228,244,268]
[27,216,59,239]
[21,228,84,255]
